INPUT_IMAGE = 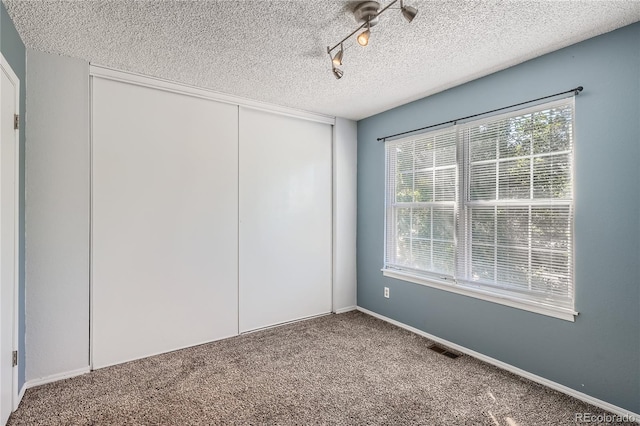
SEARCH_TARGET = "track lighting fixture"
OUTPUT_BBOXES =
[357,22,371,46]
[400,0,418,22]
[332,43,344,66]
[326,0,418,79]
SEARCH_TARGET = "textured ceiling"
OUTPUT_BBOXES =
[4,1,640,120]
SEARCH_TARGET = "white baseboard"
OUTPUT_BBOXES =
[25,367,91,389]
[357,306,640,423]
[334,305,357,314]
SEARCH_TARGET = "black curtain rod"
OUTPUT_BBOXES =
[377,86,583,142]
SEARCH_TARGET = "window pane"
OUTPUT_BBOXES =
[435,168,456,201]
[533,154,571,199]
[434,133,456,166]
[532,106,572,154]
[531,206,571,251]
[413,239,432,270]
[414,170,433,202]
[396,172,414,202]
[471,208,495,244]
[496,246,529,289]
[496,207,529,287]
[469,124,499,162]
[471,244,495,282]
[531,251,570,296]
[433,241,454,275]
[396,142,414,172]
[414,137,434,169]
[433,207,454,240]
[397,208,411,238]
[470,162,496,200]
[497,207,529,247]
[499,115,532,159]
[396,237,411,266]
[412,208,431,239]
[498,158,531,199]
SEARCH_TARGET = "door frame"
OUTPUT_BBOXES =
[0,52,21,414]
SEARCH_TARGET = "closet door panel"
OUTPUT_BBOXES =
[239,107,332,332]
[92,78,238,368]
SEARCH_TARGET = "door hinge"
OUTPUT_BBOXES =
[14,114,19,130]
[12,351,17,367]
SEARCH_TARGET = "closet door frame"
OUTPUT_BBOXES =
[88,66,337,369]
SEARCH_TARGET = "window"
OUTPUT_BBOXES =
[384,99,576,320]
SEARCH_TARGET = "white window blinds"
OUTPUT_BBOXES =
[385,129,457,280]
[384,98,575,317]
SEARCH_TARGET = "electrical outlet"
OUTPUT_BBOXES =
[384,287,390,298]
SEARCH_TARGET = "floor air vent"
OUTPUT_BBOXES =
[429,344,461,359]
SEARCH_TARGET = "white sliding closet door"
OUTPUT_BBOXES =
[92,78,239,368]
[239,108,332,332]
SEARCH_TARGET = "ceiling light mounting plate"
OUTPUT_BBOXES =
[353,1,380,27]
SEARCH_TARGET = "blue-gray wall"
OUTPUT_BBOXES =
[357,22,640,413]
[0,2,25,391]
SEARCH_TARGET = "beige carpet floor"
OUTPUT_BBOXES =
[7,311,631,425]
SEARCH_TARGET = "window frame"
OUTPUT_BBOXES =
[382,98,578,322]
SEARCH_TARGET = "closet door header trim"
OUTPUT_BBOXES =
[89,64,336,125]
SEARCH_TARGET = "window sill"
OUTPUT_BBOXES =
[381,269,578,322]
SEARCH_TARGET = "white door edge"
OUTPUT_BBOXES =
[0,52,21,415]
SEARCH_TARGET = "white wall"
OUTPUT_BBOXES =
[333,118,357,312]
[25,50,89,382]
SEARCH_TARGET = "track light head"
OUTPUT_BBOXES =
[357,25,371,46]
[401,1,418,23]
[332,67,344,80]
[332,44,344,66]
